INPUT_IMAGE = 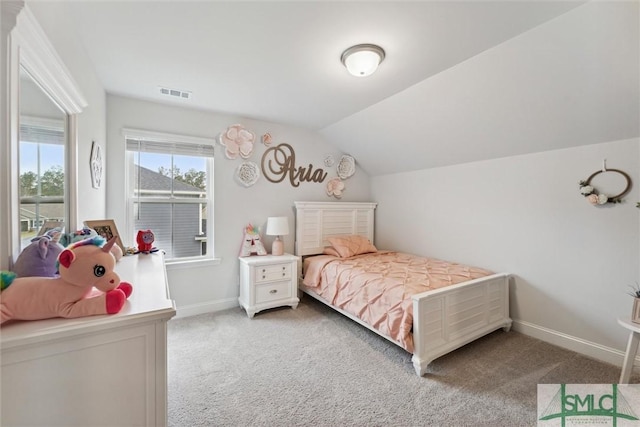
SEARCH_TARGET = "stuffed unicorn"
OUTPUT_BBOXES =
[239,223,267,257]
[0,236,133,324]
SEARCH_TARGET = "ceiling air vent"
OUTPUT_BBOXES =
[158,86,191,100]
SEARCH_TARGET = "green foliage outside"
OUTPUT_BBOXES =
[21,165,206,195]
[20,165,65,197]
[157,166,206,190]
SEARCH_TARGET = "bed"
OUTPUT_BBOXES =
[295,201,512,377]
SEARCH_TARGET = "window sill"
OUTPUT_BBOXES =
[165,257,222,271]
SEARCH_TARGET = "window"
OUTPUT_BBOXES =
[125,129,214,262]
[19,116,66,250]
[20,69,68,253]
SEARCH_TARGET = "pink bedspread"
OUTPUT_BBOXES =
[302,251,493,353]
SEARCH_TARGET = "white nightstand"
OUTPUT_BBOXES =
[238,253,300,318]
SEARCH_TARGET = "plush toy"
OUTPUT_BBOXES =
[60,227,123,260]
[239,224,267,257]
[0,236,133,324]
[59,227,97,247]
[1,271,15,291]
[12,234,64,278]
[111,243,124,261]
[136,230,155,254]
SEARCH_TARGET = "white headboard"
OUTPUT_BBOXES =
[294,201,377,256]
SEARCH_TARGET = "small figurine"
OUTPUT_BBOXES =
[136,230,156,254]
[239,224,267,257]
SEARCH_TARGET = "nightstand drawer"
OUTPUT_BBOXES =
[255,281,292,304]
[254,263,291,283]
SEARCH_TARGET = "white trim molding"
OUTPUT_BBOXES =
[0,1,24,270]
[512,319,630,370]
[12,5,87,114]
[174,298,238,319]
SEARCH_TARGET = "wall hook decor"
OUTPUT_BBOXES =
[579,166,632,206]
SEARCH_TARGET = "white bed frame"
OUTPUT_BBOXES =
[294,201,512,377]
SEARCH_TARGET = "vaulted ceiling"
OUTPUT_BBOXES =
[28,1,639,176]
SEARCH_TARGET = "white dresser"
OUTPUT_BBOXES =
[0,253,176,427]
[238,254,300,318]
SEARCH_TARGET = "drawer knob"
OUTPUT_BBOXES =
[262,275,266,279]
[282,273,285,276]
[269,289,278,294]
[262,269,266,273]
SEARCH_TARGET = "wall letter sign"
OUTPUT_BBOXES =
[261,143,328,187]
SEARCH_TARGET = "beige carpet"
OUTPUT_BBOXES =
[168,297,631,426]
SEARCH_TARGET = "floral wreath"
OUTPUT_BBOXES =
[579,168,631,206]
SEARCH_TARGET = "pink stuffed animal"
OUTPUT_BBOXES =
[0,236,132,324]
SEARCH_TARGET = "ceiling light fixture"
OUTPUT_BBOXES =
[340,44,385,77]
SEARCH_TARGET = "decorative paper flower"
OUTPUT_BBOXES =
[586,194,599,205]
[261,133,273,146]
[236,161,260,187]
[586,193,608,205]
[219,124,255,160]
[326,177,345,199]
[324,155,335,167]
[336,155,356,180]
[579,185,594,195]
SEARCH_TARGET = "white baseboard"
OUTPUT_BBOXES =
[174,298,238,319]
[513,319,632,369]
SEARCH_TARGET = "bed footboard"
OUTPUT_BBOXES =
[411,273,511,377]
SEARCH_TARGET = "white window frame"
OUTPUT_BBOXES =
[123,128,216,266]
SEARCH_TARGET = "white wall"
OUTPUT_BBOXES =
[372,138,640,362]
[106,95,371,316]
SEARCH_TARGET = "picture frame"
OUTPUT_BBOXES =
[90,140,103,189]
[84,219,124,252]
[37,220,65,236]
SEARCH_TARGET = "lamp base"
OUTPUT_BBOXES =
[271,238,284,256]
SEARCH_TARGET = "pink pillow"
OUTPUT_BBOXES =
[322,246,341,257]
[327,235,377,258]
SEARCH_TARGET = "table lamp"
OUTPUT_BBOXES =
[266,216,289,256]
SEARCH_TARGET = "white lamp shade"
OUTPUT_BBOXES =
[266,216,289,236]
[341,44,385,77]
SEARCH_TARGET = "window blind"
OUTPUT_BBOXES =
[20,124,64,145]
[126,139,214,158]
[123,128,215,158]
